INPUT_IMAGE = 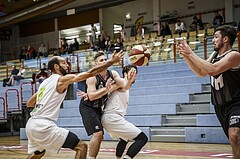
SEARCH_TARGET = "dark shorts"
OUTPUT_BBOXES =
[13,75,24,81]
[215,101,240,137]
[79,104,103,136]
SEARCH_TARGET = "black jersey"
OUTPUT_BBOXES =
[80,70,113,108]
[210,50,240,106]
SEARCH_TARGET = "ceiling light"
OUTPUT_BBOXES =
[65,35,79,39]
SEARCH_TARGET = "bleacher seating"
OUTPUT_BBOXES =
[2,29,239,144]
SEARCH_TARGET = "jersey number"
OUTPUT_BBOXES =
[211,74,224,90]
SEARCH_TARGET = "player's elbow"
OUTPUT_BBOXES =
[207,69,218,76]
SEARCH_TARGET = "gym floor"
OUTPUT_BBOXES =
[0,136,232,159]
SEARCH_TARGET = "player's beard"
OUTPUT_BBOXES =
[59,65,67,75]
[214,40,223,52]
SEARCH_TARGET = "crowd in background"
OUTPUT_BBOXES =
[18,10,240,63]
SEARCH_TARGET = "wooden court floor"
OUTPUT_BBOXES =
[0,136,232,159]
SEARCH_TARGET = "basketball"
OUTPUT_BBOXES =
[129,45,151,66]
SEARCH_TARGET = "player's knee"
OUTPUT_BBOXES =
[229,130,239,145]
[93,131,103,141]
[135,132,148,145]
[75,141,88,152]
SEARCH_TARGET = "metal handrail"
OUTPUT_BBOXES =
[20,82,34,104]
[5,89,20,112]
[0,97,6,120]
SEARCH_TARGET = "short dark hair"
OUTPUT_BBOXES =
[122,64,138,77]
[215,25,237,46]
[94,52,105,61]
[48,56,60,72]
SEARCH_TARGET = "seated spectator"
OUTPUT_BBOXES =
[69,38,79,53]
[213,11,224,29]
[189,16,204,31]
[31,63,49,84]
[38,42,48,57]
[175,19,187,35]
[105,35,112,51]
[19,46,26,62]
[97,35,106,51]
[3,65,19,87]
[160,22,172,37]
[113,37,123,52]
[26,45,37,60]
[6,64,26,86]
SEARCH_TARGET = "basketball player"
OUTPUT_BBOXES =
[25,52,124,159]
[102,64,148,159]
[79,65,148,159]
[178,25,240,158]
[79,52,132,159]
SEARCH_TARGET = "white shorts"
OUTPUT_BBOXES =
[102,113,141,142]
[26,117,69,154]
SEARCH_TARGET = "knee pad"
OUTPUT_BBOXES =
[134,132,148,144]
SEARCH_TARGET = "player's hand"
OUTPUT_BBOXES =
[77,89,88,101]
[177,40,194,57]
[106,77,116,92]
[126,68,137,83]
[110,50,125,63]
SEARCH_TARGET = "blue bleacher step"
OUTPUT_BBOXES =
[56,117,84,127]
[202,84,211,93]
[129,93,189,105]
[59,107,81,117]
[189,93,211,103]
[150,127,185,142]
[125,115,162,126]
[114,61,189,73]
[133,76,209,88]
[196,114,220,126]
[176,102,214,114]
[127,103,176,115]
[63,99,80,108]
[136,61,189,73]
[185,127,229,143]
[162,115,197,127]
[135,69,195,80]
[60,103,176,117]
[130,83,202,96]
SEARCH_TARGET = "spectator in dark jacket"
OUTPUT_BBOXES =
[3,65,19,87]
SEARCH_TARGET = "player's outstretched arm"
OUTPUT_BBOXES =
[178,40,209,77]
[178,40,240,76]
[60,51,124,86]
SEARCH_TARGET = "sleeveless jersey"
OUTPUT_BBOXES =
[30,74,67,121]
[80,70,113,108]
[103,90,129,116]
[210,50,240,106]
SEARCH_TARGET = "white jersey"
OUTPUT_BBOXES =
[102,90,141,141]
[103,90,129,116]
[30,74,67,121]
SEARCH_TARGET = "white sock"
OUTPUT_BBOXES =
[123,155,132,159]
[88,157,96,159]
